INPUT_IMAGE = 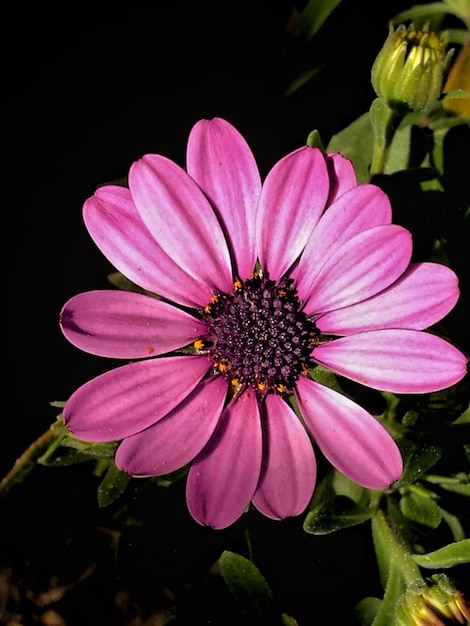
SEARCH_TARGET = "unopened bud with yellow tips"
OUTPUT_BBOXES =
[396,574,470,625]
[372,22,454,113]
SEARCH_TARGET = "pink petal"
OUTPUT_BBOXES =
[317,262,460,335]
[60,290,207,358]
[252,394,316,520]
[325,152,357,204]
[186,390,262,529]
[256,146,329,279]
[129,155,233,294]
[313,329,467,393]
[63,355,211,441]
[115,375,228,476]
[83,185,212,308]
[302,225,412,315]
[295,376,403,488]
[186,118,262,280]
[295,184,392,300]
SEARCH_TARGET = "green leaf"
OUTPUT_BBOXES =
[394,442,442,489]
[354,597,382,625]
[281,614,298,626]
[439,507,466,542]
[326,112,374,183]
[453,404,470,424]
[298,0,344,41]
[425,472,470,497]
[331,469,370,506]
[412,539,470,568]
[393,2,468,23]
[400,487,441,528]
[304,495,374,535]
[283,66,324,97]
[97,463,131,507]
[219,551,278,625]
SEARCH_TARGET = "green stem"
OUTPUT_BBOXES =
[372,509,422,588]
[0,423,65,497]
[369,98,405,176]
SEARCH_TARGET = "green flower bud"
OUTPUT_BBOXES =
[372,22,454,113]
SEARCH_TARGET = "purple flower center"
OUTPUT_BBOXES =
[198,274,319,396]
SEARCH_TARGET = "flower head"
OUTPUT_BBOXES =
[60,118,467,529]
[372,22,453,112]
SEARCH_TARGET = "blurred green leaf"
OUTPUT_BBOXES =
[354,597,382,625]
[219,551,278,625]
[281,614,298,626]
[304,495,374,534]
[412,539,470,568]
[393,2,466,23]
[298,0,344,41]
[97,463,131,507]
[283,66,324,97]
[425,472,470,497]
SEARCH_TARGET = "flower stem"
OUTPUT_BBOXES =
[369,98,405,176]
[372,509,422,587]
[0,423,65,497]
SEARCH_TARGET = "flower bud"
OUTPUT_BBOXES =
[396,574,470,625]
[372,22,454,113]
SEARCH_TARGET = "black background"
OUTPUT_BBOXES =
[4,2,467,625]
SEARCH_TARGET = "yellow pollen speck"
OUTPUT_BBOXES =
[257,380,266,390]
[276,384,287,393]
[204,304,212,313]
[146,346,154,355]
[233,279,242,291]
[310,337,320,346]
[301,363,310,375]
[231,377,240,387]
[217,362,228,372]
[278,289,286,297]
[193,339,205,350]
[211,293,219,303]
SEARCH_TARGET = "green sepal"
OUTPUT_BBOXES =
[219,551,278,625]
[306,129,325,150]
[37,416,118,466]
[108,271,159,298]
[38,436,117,466]
[97,463,132,507]
[412,539,470,569]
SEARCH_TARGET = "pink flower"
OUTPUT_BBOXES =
[60,117,467,529]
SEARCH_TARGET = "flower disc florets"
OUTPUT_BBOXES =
[198,273,319,396]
